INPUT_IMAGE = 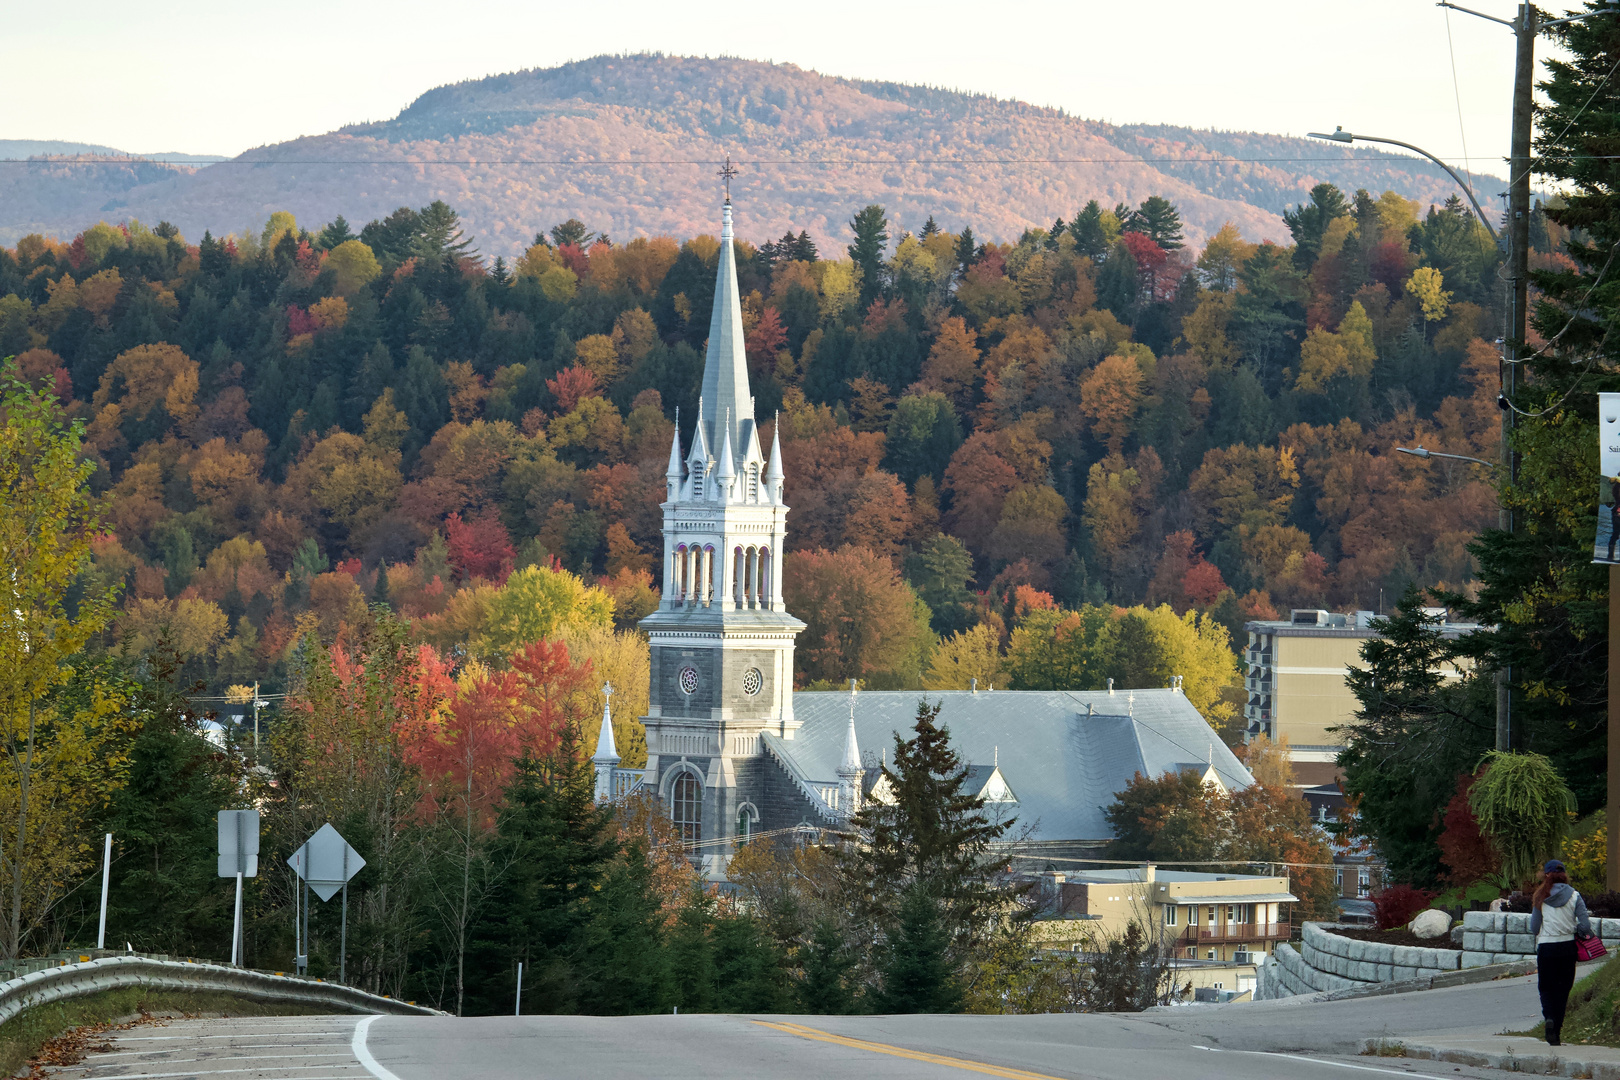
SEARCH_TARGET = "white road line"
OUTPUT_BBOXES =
[65,1069,360,1080]
[1193,1046,1440,1077]
[117,1036,358,1042]
[89,1051,355,1061]
[350,1015,405,1080]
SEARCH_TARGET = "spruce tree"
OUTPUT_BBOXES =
[799,920,859,1014]
[953,227,977,274]
[1046,217,1066,248]
[847,204,890,304]
[1131,196,1185,250]
[317,215,356,251]
[920,215,940,240]
[372,563,393,610]
[875,884,960,1013]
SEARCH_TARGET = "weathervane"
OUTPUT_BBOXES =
[718,155,738,203]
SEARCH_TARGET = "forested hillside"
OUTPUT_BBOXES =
[1,55,1491,251]
[0,176,1523,738]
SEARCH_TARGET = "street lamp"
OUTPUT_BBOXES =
[1306,128,1498,242]
[1395,445,1497,469]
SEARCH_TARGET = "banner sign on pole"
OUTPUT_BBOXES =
[217,810,259,878]
[1598,394,1620,564]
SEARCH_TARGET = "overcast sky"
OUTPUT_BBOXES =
[10,0,1563,181]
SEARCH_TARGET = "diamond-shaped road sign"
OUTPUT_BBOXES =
[289,823,365,901]
[218,809,259,878]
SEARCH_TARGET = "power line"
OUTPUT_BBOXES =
[0,154,1520,168]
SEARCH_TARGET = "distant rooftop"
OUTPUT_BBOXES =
[1247,608,1483,635]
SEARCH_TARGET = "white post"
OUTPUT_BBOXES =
[96,833,112,950]
[232,871,244,966]
[515,962,523,1016]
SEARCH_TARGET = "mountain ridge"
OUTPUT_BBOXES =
[1,54,1493,253]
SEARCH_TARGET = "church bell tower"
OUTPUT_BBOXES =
[638,178,804,873]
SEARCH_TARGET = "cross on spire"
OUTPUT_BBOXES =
[718,155,738,203]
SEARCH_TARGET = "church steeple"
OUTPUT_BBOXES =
[700,201,751,465]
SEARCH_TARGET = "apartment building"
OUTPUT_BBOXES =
[1030,866,1297,964]
[1242,608,1479,786]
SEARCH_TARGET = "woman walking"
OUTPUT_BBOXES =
[1531,858,1592,1046]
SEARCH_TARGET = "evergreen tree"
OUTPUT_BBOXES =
[793,230,819,262]
[1079,921,1174,1011]
[372,563,393,610]
[317,215,356,251]
[848,204,890,304]
[1129,196,1184,250]
[953,227,977,275]
[1046,217,1066,249]
[846,700,1015,1004]
[1340,588,1492,885]
[490,256,510,287]
[1282,183,1350,270]
[416,201,474,260]
[1096,241,1139,322]
[550,219,596,249]
[1069,201,1110,261]
[875,884,960,1013]
[799,920,859,1014]
[464,728,621,1015]
[920,215,940,240]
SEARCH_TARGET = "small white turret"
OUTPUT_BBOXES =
[715,411,737,503]
[665,418,683,502]
[592,682,620,802]
[765,414,785,503]
[837,678,863,817]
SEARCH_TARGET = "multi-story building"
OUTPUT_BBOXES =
[1242,608,1480,787]
[1031,865,1297,964]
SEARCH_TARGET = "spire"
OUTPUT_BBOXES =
[715,409,737,502]
[840,678,861,775]
[593,682,619,764]
[665,416,683,482]
[592,682,619,802]
[699,198,752,464]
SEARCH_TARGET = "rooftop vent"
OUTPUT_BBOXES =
[1290,609,1330,626]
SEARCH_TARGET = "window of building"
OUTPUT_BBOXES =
[1163,905,1177,926]
[1207,949,1217,960]
[1207,906,1217,925]
[672,772,701,843]
[1335,867,1344,889]
[736,807,755,847]
[1225,905,1236,923]
[1213,982,1223,990]
[1186,947,1196,959]
[1358,870,1371,897]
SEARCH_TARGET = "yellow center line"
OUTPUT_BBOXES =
[751,1020,1067,1080]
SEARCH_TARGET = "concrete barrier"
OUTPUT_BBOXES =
[1256,923,1461,1001]
[0,955,441,1026]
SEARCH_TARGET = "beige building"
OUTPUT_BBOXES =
[1243,608,1478,785]
[1031,866,1297,964]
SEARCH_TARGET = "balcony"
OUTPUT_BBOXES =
[1179,922,1290,944]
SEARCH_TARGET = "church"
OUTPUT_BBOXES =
[591,192,1255,879]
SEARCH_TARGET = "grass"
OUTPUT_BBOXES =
[1362,1039,1407,1057]
[0,986,332,1077]
[1504,955,1620,1047]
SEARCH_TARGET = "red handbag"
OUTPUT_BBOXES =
[1578,935,1608,961]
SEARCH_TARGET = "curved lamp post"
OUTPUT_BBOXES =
[1307,127,1499,242]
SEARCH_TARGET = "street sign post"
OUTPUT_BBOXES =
[289,823,365,983]
[217,809,260,967]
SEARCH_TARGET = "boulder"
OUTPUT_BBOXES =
[1451,924,1464,945]
[1409,909,1453,940]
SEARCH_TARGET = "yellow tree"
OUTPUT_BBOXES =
[1079,353,1144,454]
[0,369,125,961]
[924,624,1006,691]
[1406,267,1452,333]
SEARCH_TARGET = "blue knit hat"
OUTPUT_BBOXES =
[1544,859,1567,874]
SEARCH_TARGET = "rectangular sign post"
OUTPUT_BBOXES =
[218,809,260,967]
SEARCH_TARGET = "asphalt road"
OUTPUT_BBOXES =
[42,971,1555,1080]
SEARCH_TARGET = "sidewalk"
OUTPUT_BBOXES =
[1372,1034,1620,1078]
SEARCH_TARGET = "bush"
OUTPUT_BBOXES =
[1371,883,1438,930]
[1583,891,1620,919]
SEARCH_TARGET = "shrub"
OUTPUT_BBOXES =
[1583,891,1620,920]
[1371,884,1438,930]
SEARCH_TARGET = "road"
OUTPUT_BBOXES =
[41,971,1552,1080]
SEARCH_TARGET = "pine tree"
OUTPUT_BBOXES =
[1068,201,1110,261]
[793,230,819,262]
[875,884,960,1013]
[416,200,474,260]
[1282,183,1350,270]
[920,215,940,240]
[1130,196,1184,250]
[490,256,510,287]
[372,563,393,610]
[848,204,890,304]
[953,227,977,275]
[317,215,356,251]
[1046,217,1066,249]
[550,219,596,249]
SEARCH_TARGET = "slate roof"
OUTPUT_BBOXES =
[774,689,1253,843]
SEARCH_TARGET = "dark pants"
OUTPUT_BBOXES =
[1538,939,1579,1042]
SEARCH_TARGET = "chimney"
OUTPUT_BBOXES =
[1143,864,1156,884]
[971,677,978,694]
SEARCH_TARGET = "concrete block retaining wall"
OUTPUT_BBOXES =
[1257,922,1458,1001]
[1460,910,1620,968]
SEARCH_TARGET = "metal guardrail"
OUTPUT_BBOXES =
[0,955,442,1026]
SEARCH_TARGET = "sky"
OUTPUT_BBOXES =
[9,0,1565,183]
